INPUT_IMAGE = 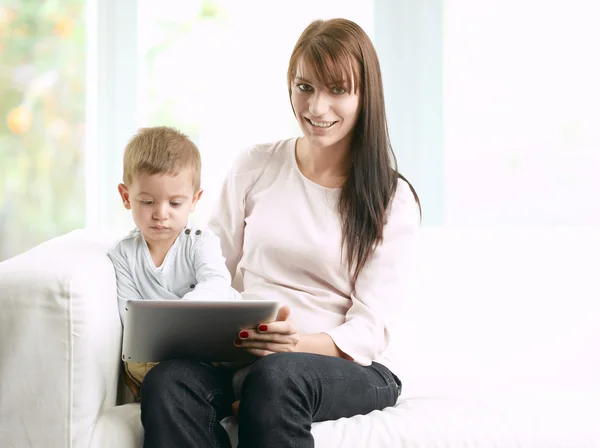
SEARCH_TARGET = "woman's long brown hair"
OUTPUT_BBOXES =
[288,19,421,283]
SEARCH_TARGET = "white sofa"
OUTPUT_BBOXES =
[1,227,599,448]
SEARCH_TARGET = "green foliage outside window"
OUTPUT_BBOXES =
[0,0,225,261]
[0,0,85,260]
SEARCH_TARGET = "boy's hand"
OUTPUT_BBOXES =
[234,306,300,357]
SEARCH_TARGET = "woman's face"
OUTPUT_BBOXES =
[291,63,361,151]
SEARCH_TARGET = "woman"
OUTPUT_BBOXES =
[140,18,421,448]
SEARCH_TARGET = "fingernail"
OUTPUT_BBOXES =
[258,324,268,332]
[239,331,249,339]
[234,339,242,346]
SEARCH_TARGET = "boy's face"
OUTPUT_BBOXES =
[118,169,202,247]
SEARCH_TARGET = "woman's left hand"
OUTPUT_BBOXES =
[235,305,301,357]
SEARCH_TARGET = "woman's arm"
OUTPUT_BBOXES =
[296,333,351,359]
[325,181,421,365]
[206,162,246,280]
[207,145,274,280]
[327,180,420,366]
[236,180,420,363]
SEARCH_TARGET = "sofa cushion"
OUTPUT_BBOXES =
[92,384,600,448]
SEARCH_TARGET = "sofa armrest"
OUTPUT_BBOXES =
[0,230,123,448]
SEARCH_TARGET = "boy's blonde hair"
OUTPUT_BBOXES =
[122,126,201,191]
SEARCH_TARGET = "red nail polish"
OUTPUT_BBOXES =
[258,324,268,332]
[239,331,249,338]
[234,339,242,345]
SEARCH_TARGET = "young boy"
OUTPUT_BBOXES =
[108,126,239,397]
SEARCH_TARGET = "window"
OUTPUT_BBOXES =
[6,1,591,263]
[0,1,86,260]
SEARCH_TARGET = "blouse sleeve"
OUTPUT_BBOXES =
[207,145,273,280]
[325,180,421,365]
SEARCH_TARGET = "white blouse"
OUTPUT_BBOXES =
[208,138,420,372]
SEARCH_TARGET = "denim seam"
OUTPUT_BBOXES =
[283,376,304,448]
[206,388,224,448]
[208,405,218,448]
[305,376,396,389]
[306,376,398,408]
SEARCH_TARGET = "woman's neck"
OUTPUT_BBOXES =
[295,137,351,188]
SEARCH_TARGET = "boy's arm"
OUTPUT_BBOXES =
[107,246,144,324]
[182,230,241,301]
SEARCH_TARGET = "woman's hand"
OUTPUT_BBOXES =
[235,305,300,357]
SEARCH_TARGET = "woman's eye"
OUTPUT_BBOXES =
[332,86,346,95]
[297,83,312,92]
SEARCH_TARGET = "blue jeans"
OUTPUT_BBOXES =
[140,353,401,448]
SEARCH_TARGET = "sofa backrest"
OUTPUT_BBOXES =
[394,227,600,396]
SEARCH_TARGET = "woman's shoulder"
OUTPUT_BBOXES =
[230,138,296,175]
[224,138,296,195]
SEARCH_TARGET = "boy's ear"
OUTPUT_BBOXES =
[118,183,131,210]
[190,188,203,212]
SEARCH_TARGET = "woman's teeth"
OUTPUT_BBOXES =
[309,119,335,128]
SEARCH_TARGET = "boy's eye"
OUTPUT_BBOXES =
[297,83,312,92]
[170,202,182,207]
[140,200,154,205]
[331,86,346,95]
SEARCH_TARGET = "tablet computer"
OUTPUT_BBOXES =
[121,299,280,363]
